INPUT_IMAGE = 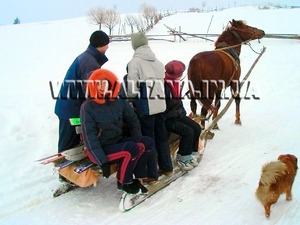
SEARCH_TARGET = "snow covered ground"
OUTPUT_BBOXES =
[0,6,300,225]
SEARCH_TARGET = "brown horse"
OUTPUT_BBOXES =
[188,19,265,129]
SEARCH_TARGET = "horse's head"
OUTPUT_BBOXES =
[229,19,265,42]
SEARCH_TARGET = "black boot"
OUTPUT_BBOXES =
[121,181,140,194]
[133,179,148,194]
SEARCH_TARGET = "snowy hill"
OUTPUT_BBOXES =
[149,6,300,35]
[0,6,299,225]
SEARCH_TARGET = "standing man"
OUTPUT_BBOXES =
[127,32,173,176]
[55,30,109,153]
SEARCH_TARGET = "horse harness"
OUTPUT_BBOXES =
[215,44,240,69]
[213,28,245,89]
[214,44,240,93]
[214,26,252,66]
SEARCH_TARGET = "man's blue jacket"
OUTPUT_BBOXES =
[55,44,108,119]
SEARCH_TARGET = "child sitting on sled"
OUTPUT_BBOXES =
[80,68,158,194]
[164,60,202,171]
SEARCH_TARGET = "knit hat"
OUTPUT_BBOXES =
[89,31,110,48]
[165,60,186,79]
[131,32,148,50]
[88,69,121,104]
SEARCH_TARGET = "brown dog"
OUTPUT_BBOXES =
[256,154,298,218]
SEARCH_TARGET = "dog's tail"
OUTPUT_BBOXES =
[255,161,287,205]
[260,161,287,186]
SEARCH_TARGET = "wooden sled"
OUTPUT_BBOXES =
[44,116,203,189]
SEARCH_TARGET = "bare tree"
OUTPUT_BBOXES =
[103,9,120,35]
[140,3,157,30]
[134,16,147,32]
[154,13,163,24]
[87,7,106,30]
[124,15,136,33]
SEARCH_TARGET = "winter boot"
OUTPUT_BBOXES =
[158,168,174,176]
[142,177,158,185]
[189,158,199,167]
[176,154,194,171]
[133,179,148,193]
[192,151,201,164]
[190,152,200,167]
[121,181,140,194]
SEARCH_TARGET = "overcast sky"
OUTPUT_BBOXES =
[1,0,299,25]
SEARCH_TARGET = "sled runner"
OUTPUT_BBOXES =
[119,152,203,212]
[119,166,189,211]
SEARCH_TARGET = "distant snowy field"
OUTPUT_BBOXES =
[0,6,299,225]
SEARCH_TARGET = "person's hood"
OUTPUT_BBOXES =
[133,45,156,61]
[87,69,121,104]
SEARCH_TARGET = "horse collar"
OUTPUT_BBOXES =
[216,42,240,64]
[227,48,240,64]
